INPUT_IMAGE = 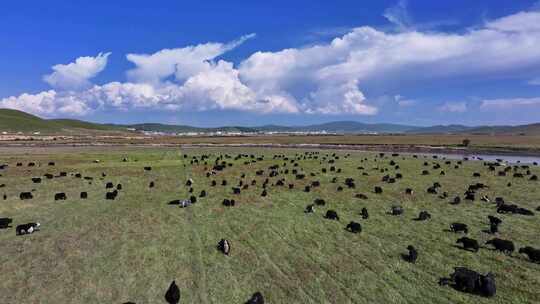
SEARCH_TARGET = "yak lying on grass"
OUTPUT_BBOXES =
[439,267,496,297]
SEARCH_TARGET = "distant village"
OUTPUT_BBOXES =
[137,130,346,136]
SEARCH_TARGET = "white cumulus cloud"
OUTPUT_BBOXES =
[43,52,111,90]
[126,33,255,84]
[2,7,540,118]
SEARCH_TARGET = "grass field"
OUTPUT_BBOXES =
[0,147,539,303]
[4,134,540,155]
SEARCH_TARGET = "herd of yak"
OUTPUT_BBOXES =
[1,151,540,302]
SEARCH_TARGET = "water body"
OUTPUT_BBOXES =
[405,152,540,164]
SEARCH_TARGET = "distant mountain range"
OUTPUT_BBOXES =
[1,108,540,135]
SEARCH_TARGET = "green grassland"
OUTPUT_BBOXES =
[0,108,123,134]
[0,147,539,303]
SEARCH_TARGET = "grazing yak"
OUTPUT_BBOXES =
[346,221,361,233]
[16,223,40,235]
[20,192,33,200]
[314,198,326,206]
[218,239,231,255]
[374,186,383,194]
[497,203,534,216]
[305,204,315,213]
[223,199,236,207]
[488,216,502,234]
[355,193,368,199]
[402,245,418,263]
[165,280,180,304]
[106,190,118,200]
[361,208,369,219]
[55,193,67,201]
[450,223,468,234]
[325,210,340,220]
[416,211,431,221]
[456,237,479,252]
[519,247,540,263]
[80,192,88,199]
[245,292,264,304]
[0,217,13,229]
[439,267,496,297]
[390,206,403,216]
[485,238,515,255]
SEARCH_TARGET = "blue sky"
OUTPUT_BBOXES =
[1,0,540,126]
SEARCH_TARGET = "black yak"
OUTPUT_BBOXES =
[439,267,496,297]
[325,210,339,220]
[218,239,231,255]
[16,223,40,235]
[361,208,369,219]
[519,247,540,263]
[456,237,479,252]
[416,211,431,221]
[164,280,180,304]
[390,206,403,216]
[403,245,418,263]
[305,204,315,213]
[245,292,264,304]
[0,217,13,229]
[485,238,515,255]
[346,221,361,233]
[450,223,468,233]
[55,193,67,201]
[20,192,33,200]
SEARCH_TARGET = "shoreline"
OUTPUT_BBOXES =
[0,141,539,157]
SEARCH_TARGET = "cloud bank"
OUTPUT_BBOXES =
[2,8,540,117]
[43,52,111,90]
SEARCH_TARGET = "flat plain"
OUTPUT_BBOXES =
[0,146,539,303]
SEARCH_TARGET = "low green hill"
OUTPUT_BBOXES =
[0,108,124,134]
